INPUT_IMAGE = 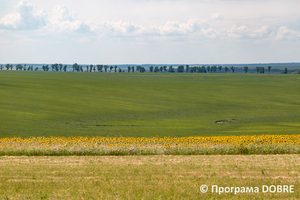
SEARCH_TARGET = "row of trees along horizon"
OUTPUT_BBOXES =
[0,64,290,74]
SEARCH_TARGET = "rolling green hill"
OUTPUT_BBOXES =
[0,71,299,138]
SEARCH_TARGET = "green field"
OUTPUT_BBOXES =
[0,71,299,138]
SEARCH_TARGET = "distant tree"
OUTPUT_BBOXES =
[63,65,67,72]
[163,66,167,73]
[110,66,113,72]
[96,65,101,72]
[131,66,134,73]
[168,66,175,73]
[86,66,89,72]
[149,66,154,72]
[211,66,217,73]
[119,68,122,73]
[283,68,288,74]
[0,65,3,70]
[72,63,78,72]
[159,66,163,73]
[127,66,131,73]
[154,66,159,72]
[256,67,260,73]
[268,66,272,73]
[186,65,189,73]
[90,65,93,72]
[189,67,197,73]
[104,65,108,72]
[177,65,184,73]
[243,66,249,73]
[218,66,222,72]
[16,64,23,70]
[231,66,235,73]
[114,66,117,73]
[207,66,210,73]
[59,64,63,71]
[139,67,146,73]
[35,67,38,71]
[5,64,10,70]
[259,67,264,74]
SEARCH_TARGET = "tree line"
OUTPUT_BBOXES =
[1,63,290,74]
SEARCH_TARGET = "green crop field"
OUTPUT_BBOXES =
[0,71,299,138]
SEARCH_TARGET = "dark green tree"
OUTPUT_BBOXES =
[72,63,78,72]
[207,66,210,73]
[243,66,249,73]
[218,66,222,72]
[186,65,189,73]
[159,66,163,73]
[163,66,167,73]
[256,67,260,73]
[177,65,184,73]
[149,66,154,72]
[268,66,272,73]
[59,64,63,71]
[260,67,264,73]
[128,66,131,73]
[231,66,235,73]
[168,66,175,73]
[114,66,117,72]
[104,65,108,72]
[211,66,217,72]
[131,66,134,73]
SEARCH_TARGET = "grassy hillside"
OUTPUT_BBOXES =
[0,71,299,138]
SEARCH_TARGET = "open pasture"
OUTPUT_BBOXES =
[0,71,299,138]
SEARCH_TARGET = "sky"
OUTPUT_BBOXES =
[0,0,299,64]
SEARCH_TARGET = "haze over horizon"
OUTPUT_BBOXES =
[0,0,300,64]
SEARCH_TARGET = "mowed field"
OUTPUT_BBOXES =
[0,155,299,199]
[0,71,300,138]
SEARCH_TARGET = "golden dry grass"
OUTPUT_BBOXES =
[0,155,299,199]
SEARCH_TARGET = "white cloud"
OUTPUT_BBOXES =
[46,5,91,33]
[0,0,46,30]
[211,13,223,21]
[227,25,274,40]
[94,18,210,38]
[276,26,300,40]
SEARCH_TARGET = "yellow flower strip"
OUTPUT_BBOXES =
[0,135,299,149]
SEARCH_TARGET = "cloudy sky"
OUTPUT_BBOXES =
[0,0,299,64]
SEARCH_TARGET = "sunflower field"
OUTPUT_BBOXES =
[0,135,300,156]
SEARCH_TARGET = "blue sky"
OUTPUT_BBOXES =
[0,0,299,64]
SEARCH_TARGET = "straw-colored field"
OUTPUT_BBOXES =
[0,155,299,199]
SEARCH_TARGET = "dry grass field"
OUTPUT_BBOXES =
[0,155,299,199]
